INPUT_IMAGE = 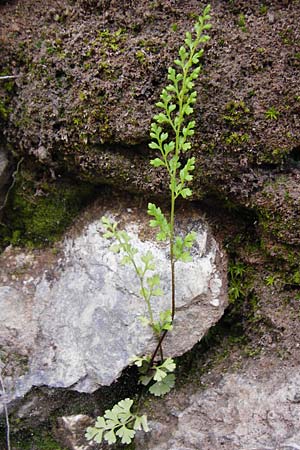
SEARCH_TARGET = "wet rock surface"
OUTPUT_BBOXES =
[0,195,227,410]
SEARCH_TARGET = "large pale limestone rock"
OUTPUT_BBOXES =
[0,200,227,411]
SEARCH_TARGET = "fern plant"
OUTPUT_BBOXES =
[86,398,149,445]
[86,5,211,446]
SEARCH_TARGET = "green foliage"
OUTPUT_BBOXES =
[228,262,247,303]
[225,132,250,145]
[132,356,176,397]
[265,106,280,120]
[259,4,268,15]
[147,202,170,241]
[101,217,163,326]
[149,5,211,207]
[0,99,9,120]
[292,270,300,285]
[152,309,173,333]
[237,13,247,32]
[3,427,67,450]
[88,6,211,447]
[223,100,250,127]
[85,398,149,445]
[173,231,197,262]
[265,274,277,286]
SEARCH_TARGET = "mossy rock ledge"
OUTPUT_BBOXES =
[0,0,299,253]
[1,1,300,449]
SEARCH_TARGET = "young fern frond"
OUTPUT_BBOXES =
[148,6,211,349]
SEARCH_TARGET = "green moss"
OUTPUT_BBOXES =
[224,131,250,146]
[257,146,290,165]
[223,100,251,128]
[236,13,247,32]
[0,71,15,121]
[1,168,98,247]
[0,347,29,377]
[0,98,9,120]
[135,50,146,64]
[3,427,67,450]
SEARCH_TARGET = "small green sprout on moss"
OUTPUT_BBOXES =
[223,100,250,127]
[265,274,277,286]
[265,106,280,120]
[87,5,212,446]
[85,398,149,446]
[259,4,268,15]
[237,13,247,32]
[292,270,300,286]
[228,262,246,303]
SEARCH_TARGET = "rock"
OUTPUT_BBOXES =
[1,0,300,216]
[0,147,9,210]
[54,415,95,450]
[0,147,9,190]
[1,0,300,256]
[0,198,227,412]
[135,359,300,450]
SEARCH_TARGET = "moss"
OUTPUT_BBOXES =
[1,427,68,450]
[224,131,250,146]
[135,50,146,64]
[0,347,29,377]
[0,71,15,122]
[0,98,9,120]
[223,100,251,128]
[236,13,247,32]
[0,167,98,248]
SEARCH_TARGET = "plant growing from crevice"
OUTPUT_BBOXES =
[265,106,280,120]
[228,261,247,303]
[86,5,212,446]
[85,398,149,446]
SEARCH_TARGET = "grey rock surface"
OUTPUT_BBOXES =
[0,147,9,210]
[0,148,9,190]
[135,359,300,450]
[0,200,227,411]
[55,415,95,450]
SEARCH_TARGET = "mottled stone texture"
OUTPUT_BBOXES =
[0,0,299,254]
[0,200,227,411]
[135,360,300,450]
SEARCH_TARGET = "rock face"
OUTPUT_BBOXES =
[0,198,227,411]
[55,415,95,450]
[135,359,300,450]
[0,147,9,208]
[0,148,9,189]
[1,0,300,254]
